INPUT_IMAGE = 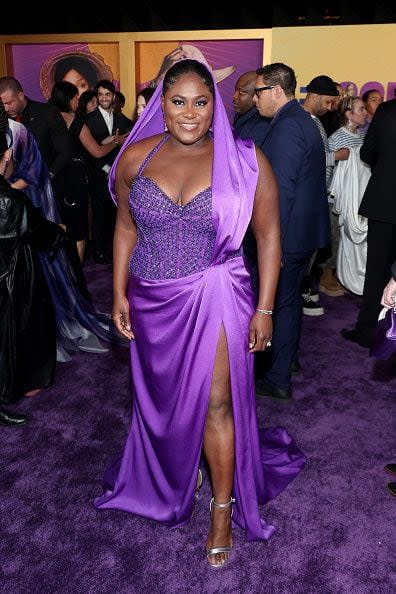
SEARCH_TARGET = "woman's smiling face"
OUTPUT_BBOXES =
[162,72,213,145]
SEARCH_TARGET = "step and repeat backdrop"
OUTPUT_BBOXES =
[1,24,394,120]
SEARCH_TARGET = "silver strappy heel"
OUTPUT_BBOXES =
[206,496,235,568]
[195,468,203,500]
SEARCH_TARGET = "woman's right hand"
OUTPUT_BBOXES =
[101,135,115,145]
[113,128,121,146]
[152,47,186,85]
[381,277,396,309]
[112,295,134,340]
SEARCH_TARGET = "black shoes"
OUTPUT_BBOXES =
[302,291,325,316]
[340,328,371,348]
[384,464,396,476]
[0,407,28,427]
[256,378,292,401]
[93,251,109,265]
[384,464,396,498]
[291,359,301,375]
[387,483,396,498]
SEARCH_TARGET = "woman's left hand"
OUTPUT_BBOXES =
[248,313,273,353]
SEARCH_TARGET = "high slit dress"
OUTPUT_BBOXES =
[94,82,306,541]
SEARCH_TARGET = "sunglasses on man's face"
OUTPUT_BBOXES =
[254,85,275,97]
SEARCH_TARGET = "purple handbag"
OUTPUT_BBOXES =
[370,306,396,359]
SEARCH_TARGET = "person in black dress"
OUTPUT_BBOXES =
[0,101,65,425]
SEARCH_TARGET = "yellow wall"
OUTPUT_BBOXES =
[272,24,396,100]
[136,42,179,84]
[87,42,120,81]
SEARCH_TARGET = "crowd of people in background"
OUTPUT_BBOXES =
[0,52,395,567]
[0,67,162,423]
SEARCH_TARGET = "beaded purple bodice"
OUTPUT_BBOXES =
[128,136,220,280]
[129,180,215,280]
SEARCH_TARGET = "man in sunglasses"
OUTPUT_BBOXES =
[253,63,330,401]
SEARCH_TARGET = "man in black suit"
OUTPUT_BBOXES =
[113,91,133,132]
[254,63,329,400]
[86,80,129,263]
[342,98,396,347]
[0,76,71,214]
[233,70,271,296]
[233,71,271,150]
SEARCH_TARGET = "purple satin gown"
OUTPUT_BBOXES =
[370,307,396,359]
[94,78,306,541]
[95,140,306,539]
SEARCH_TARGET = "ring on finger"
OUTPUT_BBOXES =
[267,340,272,347]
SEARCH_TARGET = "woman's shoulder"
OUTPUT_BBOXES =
[67,115,84,138]
[128,133,164,152]
[331,126,351,139]
[72,114,86,130]
[329,127,345,144]
[119,134,165,168]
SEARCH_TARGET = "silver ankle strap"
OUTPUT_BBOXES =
[209,497,236,513]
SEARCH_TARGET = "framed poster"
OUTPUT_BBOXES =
[0,30,271,117]
[135,36,267,121]
[5,41,119,101]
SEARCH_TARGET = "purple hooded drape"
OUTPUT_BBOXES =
[94,70,306,541]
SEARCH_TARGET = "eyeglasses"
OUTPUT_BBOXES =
[254,85,275,97]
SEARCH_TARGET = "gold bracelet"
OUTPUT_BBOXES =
[256,308,273,315]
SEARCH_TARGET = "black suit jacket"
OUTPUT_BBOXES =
[233,107,271,151]
[261,99,329,253]
[21,98,71,177]
[86,109,130,170]
[359,99,396,224]
[392,260,396,280]
[118,113,133,134]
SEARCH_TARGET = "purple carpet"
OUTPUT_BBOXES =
[1,263,395,594]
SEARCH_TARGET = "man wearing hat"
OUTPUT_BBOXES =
[303,75,350,299]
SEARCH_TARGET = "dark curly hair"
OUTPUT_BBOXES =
[76,90,97,117]
[132,87,156,122]
[137,87,155,103]
[49,81,79,113]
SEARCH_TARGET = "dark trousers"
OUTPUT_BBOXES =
[51,176,66,223]
[256,250,313,390]
[242,224,258,295]
[356,219,396,340]
[90,171,116,256]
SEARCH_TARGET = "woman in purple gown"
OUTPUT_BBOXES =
[95,60,306,567]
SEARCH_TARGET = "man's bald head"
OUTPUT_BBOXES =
[233,71,257,114]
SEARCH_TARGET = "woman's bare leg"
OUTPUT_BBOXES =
[203,326,234,566]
